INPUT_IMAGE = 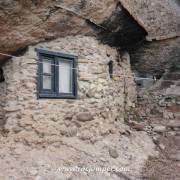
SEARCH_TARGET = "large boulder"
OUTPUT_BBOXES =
[0,0,116,63]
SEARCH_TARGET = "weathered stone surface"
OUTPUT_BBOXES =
[0,132,156,180]
[167,120,180,128]
[0,81,5,127]
[159,143,166,150]
[153,125,166,133]
[163,111,175,119]
[130,37,180,76]
[0,0,179,66]
[169,151,180,161]
[0,0,117,63]
[78,130,93,141]
[119,0,180,40]
[76,112,94,122]
[132,123,145,131]
[109,148,119,159]
[166,85,180,97]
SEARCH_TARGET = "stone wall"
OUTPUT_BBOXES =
[0,36,158,180]
[1,36,136,144]
[0,81,5,127]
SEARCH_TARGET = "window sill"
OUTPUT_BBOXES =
[38,93,77,99]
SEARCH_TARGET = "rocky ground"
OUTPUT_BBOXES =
[0,127,156,180]
[129,77,180,179]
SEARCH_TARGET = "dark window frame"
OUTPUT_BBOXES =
[36,48,78,99]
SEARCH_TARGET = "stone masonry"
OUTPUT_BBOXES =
[0,36,157,180]
[0,35,136,144]
[0,80,5,127]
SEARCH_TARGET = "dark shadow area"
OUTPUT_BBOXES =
[0,46,28,66]
[13,46,28,57]
[91,5,147,48]
[87,4,179,80]
[128,37,180,77]
[0,68,4,82]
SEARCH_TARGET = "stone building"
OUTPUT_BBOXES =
[0,36,136,144]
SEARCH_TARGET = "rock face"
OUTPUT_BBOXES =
[0,0,179,65]
[129,37,180,76]
[0,0,116,63]
[131,41,180,109]
[119,0,180,40]
[153,125,166,133]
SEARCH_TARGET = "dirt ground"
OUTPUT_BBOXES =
[143,135,180,180]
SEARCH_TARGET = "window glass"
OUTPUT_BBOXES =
[59,60,73,93]
[43,75,52,89]
[43,59,52,74]
[42,59,52,90]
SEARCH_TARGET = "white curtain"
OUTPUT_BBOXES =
[59,60,72,93]
[43,60,51,74]
[43,60,51,89]
[43,76,51,89]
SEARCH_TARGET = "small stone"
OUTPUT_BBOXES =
[153,125,166,133]
[132,123,145,131]
[50,117,58,122]
[109,148,119,159]
[163,112,174,119]
[159,143,165,150]
[167,120,180,128]
[94,94,101,99]
[37,160,45,166]
[67,127,78,137]
[4,106,20,112]
[30,169,38,176]
[159,99,166,107]
[100,158,107,162]
[64,114,73,120]
[168,131,177,136]
[175,132,180,136]
[113,76,120,81]
[16,114,22,119]
[12,126,22,133]
[173,127,180,131]
[78,130,93,140]
[76,112,94,122]
[35,176,43,180]
[101,111,109,119]
[152,136,159,145]
[169,151,180,161]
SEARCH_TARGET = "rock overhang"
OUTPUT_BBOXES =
[118,0,180,41]
[0,0,180,65]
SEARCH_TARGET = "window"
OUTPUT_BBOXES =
[36,48,78,99]
[108,60,113,78]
